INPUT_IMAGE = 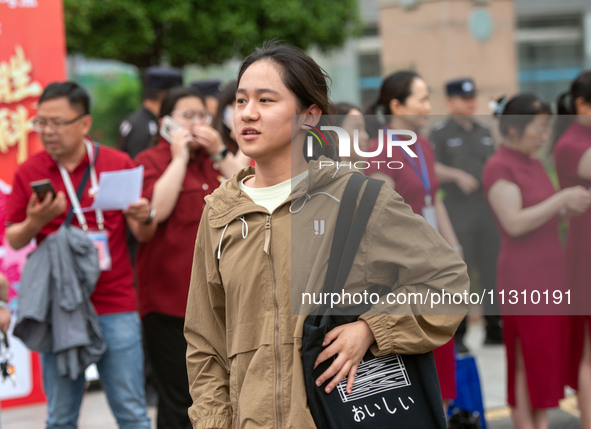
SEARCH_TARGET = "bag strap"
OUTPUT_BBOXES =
[331,178,383,294]
[322,173,366,295]
[322,174,384,295]
[65,143,100,226]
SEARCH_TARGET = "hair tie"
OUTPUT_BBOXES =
[490,97,509,116]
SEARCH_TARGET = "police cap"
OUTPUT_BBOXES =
[144,66,183,90]
[445,78,477,97]
[190,79,221,97]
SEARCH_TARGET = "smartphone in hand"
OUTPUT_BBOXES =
[160,115,181,143]
[30,179,56,201]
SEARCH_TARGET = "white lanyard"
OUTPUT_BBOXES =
[57,139,104,231]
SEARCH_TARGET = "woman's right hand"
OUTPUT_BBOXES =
[560,186,591,216]
[455,170,479,195]
[170,127,193,162]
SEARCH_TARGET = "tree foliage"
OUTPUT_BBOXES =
[64,0,362,68]
[86,75,141,145]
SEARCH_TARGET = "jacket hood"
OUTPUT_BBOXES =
[205,157,356,228]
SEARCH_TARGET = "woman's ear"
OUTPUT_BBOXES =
[506,124,519,141]
[301,104,322,129]
[389,98,402,116]
[575,96,591,115]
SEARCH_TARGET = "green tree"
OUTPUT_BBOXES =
[64,0,362,68]
[81,74,141,145]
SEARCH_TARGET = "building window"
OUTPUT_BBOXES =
[517,16,584,103]
[358,51,381,107]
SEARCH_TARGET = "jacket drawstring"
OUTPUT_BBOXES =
[238,216,248,238]
[289,192,340,214]
[217,224,229,260]
[218,188,340,259]
[331,163,344,178]
[218,216,249,260]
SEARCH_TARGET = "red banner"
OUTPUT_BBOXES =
[0,0,67,408]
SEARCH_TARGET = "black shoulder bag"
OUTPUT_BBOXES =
[301,173,447,429]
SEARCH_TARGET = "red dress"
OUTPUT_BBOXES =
[367,132,457,401]
[483,145,566,408]
[554,121,591,389]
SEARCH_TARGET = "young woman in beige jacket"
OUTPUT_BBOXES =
[184,41,469,429]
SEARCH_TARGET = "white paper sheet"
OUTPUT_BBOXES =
[90,166,144,211]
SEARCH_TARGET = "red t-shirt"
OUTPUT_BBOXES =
[134,140,222,318]
[6,144,137,315]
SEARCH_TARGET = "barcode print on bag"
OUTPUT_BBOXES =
[337,354,411,402]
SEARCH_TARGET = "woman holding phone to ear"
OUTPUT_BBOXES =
[132,86,246,429]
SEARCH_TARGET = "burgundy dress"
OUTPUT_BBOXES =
[555,121,591,389]
[483,145,566,408]
[367,132,457,401]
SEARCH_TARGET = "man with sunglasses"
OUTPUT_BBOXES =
[5,81,152,429]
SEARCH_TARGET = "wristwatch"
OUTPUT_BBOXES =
[210,146,229,162]
[0,300,8,309]
[143,208,156,225]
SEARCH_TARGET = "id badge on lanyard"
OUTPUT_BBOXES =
[397,136,439,231]
[85,230,112,271]
[57,139,111,271]
[422,195,439,231]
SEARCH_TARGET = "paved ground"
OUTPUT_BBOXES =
[0,318,582,428]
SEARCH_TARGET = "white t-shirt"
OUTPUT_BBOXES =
[239,171,308,213]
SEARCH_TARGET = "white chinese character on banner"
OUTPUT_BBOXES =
[0,0,37,7]
[0,0,19,9]
[0,105,33,163]
[0,46,42,104]
[10,46,42,101]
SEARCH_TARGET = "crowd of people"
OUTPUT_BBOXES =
[1,40,590,429]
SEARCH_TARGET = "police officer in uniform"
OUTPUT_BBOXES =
[190,79,221,118]
[430,78,502,352]
[118,67,183,158]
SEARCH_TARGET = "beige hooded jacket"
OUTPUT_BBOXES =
[184,160,469,429]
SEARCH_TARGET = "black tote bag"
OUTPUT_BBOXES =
[301,173,447,429]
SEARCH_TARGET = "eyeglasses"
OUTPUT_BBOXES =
[174,110,212,125]
[32,113,87,133]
